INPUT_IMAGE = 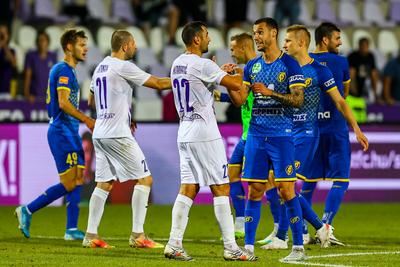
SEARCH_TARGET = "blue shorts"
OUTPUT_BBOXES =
[48,127,85,174]
[294,136,319,180]
[308,131,350,182]
[242,135,296,182]
[229,138,245,165]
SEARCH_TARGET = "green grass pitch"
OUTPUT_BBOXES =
[1,203,399,266]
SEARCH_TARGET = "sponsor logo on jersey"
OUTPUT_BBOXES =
[252,63,261,74]
[295,160,301,170]
[290,216,300,224]
[324,78,335,87]
[59,76,69,84]
[305,78,312,87]
[289,75,304,83]
[277,72,286,82]
[293,114,307,122]
[318,111,331,119]
[285,164,293,175]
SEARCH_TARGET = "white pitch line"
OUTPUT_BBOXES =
[280,251,400,267]
[34,235,219,243]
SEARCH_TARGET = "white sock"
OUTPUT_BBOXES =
[235,217,245,232]
[86,187,109,235]
[213,196,239,251]
[131,185,151,234]
[245,244,254,253]
[168,194,193,248]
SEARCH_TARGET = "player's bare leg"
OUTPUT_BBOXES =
[83,181,114,248]
[129,175,163,248]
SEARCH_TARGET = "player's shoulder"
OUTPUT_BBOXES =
[310,58,330,73]
[280,52,301,69]
[50,61,71,77]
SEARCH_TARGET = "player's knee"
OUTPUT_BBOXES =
[248,182,266,200]
[210,183,230,197]
[62,180,77,192]
[137,175,153,187]
[97,181,113,192]
[278,182,295,201]
[179,184,199,199]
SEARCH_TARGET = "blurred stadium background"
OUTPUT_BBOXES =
[0,0,399,206]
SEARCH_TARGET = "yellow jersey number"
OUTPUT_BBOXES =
[66,152,78,166]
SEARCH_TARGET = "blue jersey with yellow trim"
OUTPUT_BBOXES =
[46,62,80,136]
[243,53,305,137]
[310,52,350,133]
[294,59,337,137]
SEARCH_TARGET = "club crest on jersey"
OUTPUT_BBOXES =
[305,78,312,87]
[245,216,253,223]
[59,76,69,84]
[277,72,286,82]
[252,63,261,74]
[294,161,301,170]
[285,164,293,175]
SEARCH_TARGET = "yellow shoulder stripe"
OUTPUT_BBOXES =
[326,86,338,93]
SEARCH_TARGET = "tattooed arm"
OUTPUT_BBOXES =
[251,83,304,108]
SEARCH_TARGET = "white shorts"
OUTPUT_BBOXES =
[178,138,229,187]
[93,137,151,183]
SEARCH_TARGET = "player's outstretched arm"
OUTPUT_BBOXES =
[58,89,95,131]
[143,76,172,90]
[328,88,369,151]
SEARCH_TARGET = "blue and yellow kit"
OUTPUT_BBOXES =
[46,62,85,174]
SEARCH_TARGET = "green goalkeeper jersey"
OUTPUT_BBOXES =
[241,91,254,140]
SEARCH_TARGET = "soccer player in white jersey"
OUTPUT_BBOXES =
[83,30,171,249]
[164,21,257,262]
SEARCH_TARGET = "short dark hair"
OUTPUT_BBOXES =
[36,30,50,46]
[181,21,207,46]
[111,30,132,52]
[315,22,340,46]
[230,32,254,50]
[253,17,279,36]
[60,29,87,51]
[358,37,369,47]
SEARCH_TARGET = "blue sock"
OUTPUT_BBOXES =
[276,200,289,240]
[300,182,317,205]
[27,183,68,213]
[244,200,262,245]
[265,187,280,224]
[298,193,323,230]
[66,185,82,230]
[285,196,303,246]
[323,181,349,225]
[229,181,245,217]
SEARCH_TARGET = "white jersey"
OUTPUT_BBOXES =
[91,56,151,139]
[171,54,227,142]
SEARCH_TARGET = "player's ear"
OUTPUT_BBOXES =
[193,35,201,46]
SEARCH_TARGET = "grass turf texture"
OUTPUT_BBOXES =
[1,203,399,266]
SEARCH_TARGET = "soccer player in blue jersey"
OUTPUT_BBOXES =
[229,17,307,262]
[303,22,369,245]
[15,29,95,240]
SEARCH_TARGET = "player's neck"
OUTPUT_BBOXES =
[185,47,202,57]
[314,45,328,53]
[262,46,281,63]
[245,50,257,62]
[111,51,126,61]
[296,52,313,66]
[63,55,77,68]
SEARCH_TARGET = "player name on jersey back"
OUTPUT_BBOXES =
[171,53,227,143]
